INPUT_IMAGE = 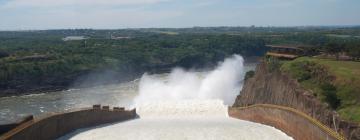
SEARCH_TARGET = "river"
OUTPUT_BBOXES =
[0,63,257,124]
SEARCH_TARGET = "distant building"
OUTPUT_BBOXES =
[62,36,87,41]
[266,45,304,60]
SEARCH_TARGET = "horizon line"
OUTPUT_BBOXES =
[1,25,360,32]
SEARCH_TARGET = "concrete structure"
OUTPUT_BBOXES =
[0,105,136,140]
[229,104,345,140]
[0,116,34,136]
[59,100,293,140]
[266,45,304,60]
[0,102,352,140]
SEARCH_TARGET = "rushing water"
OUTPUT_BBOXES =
[59,99,293,140]
[60,117,293,140]
[0,63,257,124]
[1,56,294,140]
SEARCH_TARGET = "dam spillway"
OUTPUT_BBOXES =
[58,100,293,140]
[1,56,295,140]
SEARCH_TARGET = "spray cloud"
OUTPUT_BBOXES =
[134,54,245,106]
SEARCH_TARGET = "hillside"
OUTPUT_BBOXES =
[281,57,360,123]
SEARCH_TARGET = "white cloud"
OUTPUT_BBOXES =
[3,0,170,8]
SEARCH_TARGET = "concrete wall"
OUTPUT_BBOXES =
[234,61,360,140]
[0,106,136,140]
[229,105,345,140]
[0,116,34,136]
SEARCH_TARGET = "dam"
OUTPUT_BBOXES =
[59,100,293,140]
[0,55,347,140]
[0,102,345,140]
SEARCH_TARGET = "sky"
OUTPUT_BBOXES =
[0,0,359,30]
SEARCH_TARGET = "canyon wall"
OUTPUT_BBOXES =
[233,61,360,140]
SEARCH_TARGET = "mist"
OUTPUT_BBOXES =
[134,54,245,106]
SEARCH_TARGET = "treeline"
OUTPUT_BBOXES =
[1,27,360,96]
[0,32,266,96]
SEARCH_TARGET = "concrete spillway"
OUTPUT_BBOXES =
[59,100,293,140]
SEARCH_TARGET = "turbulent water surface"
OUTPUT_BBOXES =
[0,55,293,140]
[0,62,256,124]
[59,100,293,140]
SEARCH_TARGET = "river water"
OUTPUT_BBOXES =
[0,63,257,124]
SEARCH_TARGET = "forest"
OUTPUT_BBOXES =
[0,26,359,96]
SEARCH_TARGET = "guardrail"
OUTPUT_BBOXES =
[230,104,346,140]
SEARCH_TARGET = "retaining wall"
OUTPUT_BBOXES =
[0,116,34,136]
[0,106,136,140]
[229,104,345,140]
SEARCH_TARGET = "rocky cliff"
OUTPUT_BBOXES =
[233,61,360,140]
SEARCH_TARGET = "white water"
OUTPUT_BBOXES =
[61,118,293,140]
[0,55,258,124]
[60,100,293,140]
[137,99,228,119]
[134,54,245,106]
[58,55,293,140]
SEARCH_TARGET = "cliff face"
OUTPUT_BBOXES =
[233,61,360,140]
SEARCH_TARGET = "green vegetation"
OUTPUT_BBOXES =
[1,26,360,106]
[320,83,341,109]
[281,57,360,122]
[266,57,282,72]
[244,70,255,81]
[0,29,267,96]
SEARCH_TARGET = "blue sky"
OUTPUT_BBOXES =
[0,0,359,30]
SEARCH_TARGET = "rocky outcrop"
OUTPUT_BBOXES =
[233,61,360,140]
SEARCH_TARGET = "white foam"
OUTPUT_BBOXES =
[60,115,293,140]
[58,55,293,140]
[136,99,228,119]
[59,100,294,140]
[134,54,245,106]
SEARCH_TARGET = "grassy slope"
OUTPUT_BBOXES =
[281,57,360,123]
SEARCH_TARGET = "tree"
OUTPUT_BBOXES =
[0,50,9,58]
[324,42,344,60]
[321,83,341,109]
[244,70,255,81]
[346,45,360,61]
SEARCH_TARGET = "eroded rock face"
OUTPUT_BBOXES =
[233,61,360,140]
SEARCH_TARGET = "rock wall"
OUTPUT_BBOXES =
[233,61,360,140]
[0,106,136,140]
